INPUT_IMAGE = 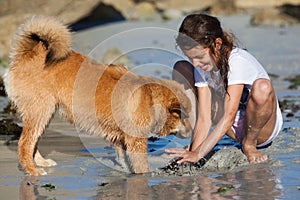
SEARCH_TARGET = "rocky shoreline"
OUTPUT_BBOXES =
[1,0,300,59]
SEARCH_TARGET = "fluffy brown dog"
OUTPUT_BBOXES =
[4,16,193,176]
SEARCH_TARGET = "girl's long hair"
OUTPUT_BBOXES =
[176,13,236,92]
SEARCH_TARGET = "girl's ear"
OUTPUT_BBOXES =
[215,38,223,50]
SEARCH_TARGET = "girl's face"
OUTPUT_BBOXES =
[182,45,216,72]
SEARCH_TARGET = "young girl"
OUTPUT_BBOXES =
[166,13,283,164]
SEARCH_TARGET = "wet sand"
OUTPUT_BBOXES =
[1,14,300,199]
[1,123,299,199]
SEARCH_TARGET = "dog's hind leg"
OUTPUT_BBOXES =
[18,101,56,176]
[18,120,48,176]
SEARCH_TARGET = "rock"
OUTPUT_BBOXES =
[284,74,300,89]
[0,77,6,97]
[103,1,160,21]
[0,118,22,136]
[131,2,160,21]
[202,147,248,171]
[235,0,300,9]
[250,8,299,26]
[0,0,102,59]
[155,0,216,13]
[209,0,241,16]
[279,3,300,21]
[70,2,126,31]
[155,147,249,176]
[3,102,17,116]
[1,0,300,59]
[161,9,184,20]
[102,0,136,19]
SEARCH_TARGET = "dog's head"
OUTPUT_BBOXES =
[167,101,193,139]
[155,81,194,139]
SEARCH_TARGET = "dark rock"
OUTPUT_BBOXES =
[209,0,242,16]
[250,8,299,27]
[3,102,17,115]
[0,118,22,136]
[279,4,300,21]
[0,77,6,96]
[284,74,300,90]
[286,113,294,117]
[279,99,300,114]
[70,2,125,31]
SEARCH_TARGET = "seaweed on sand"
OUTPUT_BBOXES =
[156,150,216,176]
[284,74,300,90]
[0,118,22,144]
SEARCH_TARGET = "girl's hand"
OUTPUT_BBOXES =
[165,148,201,164]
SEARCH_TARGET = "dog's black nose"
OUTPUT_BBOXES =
[170,131,178,136]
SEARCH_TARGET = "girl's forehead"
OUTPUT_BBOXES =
[192,45,205,51]
[182,45,207,55]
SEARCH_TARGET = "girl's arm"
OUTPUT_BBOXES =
[193,84,244,160]
[190,86,212,151]
[167,84,244,163]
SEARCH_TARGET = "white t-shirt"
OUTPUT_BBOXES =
[194,48,270,91]
[193,48,282,144]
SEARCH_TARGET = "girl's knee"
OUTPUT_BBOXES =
[174,60,193,69]
[251,79,273,105]
[172,60,195,90]
[173,60,194,75]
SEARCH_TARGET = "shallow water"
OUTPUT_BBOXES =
[1,14,300,199]
[1,123,299,200]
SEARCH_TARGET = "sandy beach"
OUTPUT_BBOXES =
[0,14,300,199]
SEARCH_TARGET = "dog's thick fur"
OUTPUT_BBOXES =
[5,16,193,176]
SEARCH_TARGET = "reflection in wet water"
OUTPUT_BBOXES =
[18,163,282,200]
[94,167,282,200]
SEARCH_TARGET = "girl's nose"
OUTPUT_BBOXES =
[192,60,202,68]
[191,59,198,67]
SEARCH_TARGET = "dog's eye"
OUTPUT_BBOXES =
[170,109,188,119]
[171,110,180,118]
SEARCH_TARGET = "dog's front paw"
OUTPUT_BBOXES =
[36,159,57,167]
[34,153,57,167]
[44,159,57,167]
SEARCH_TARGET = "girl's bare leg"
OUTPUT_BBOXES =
[172,60,197,96]
[172,61,198,148]
[243,79,277,163]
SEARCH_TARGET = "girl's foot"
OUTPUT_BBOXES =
[243,144,268,164]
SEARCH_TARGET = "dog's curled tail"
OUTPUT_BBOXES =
[10,15,72,66]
